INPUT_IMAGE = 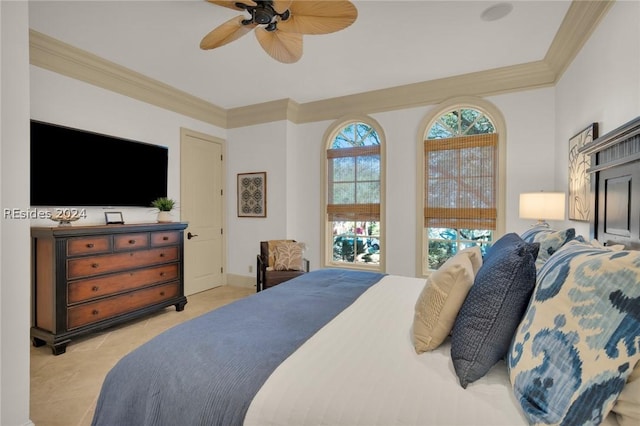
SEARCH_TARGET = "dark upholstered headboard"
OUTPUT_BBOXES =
[580,116,640,250]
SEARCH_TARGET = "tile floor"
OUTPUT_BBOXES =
[30,285,254,426]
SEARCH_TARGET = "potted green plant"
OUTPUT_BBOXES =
[151,197,176,223]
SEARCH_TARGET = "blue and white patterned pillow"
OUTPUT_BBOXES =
[508,240,640,425]
[532,228,576,269]
[520,225,554,243]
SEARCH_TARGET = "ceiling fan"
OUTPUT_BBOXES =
[200,1,358,63]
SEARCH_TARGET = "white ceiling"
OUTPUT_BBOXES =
[28,0,572,110]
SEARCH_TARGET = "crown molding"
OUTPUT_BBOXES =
[29,29,227,128]
[545,0,614,80]
[29,0,611,129]
[227,98,300,129]
[226,59,556,128]
[295,60,556,124]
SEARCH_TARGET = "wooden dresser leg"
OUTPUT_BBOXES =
[31,337,46,348]
[175,300,187,312]
[51,341,69,356]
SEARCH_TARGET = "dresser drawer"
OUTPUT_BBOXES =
[67,282,180,329]
[114,233,150,251]
[68,264,180,304]
[67,246,179,279]
[67,236,112,256]
[151,231,180,246]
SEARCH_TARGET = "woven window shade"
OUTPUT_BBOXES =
[327,203,380,221]
[424,133,497,230]
[327,145,380,222]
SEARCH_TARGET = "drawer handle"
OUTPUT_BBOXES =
[86,243,94,248]
[160,291,165,296]
[91,263,100,268]
[159,253,165,258]
[92,286,100,292]
[129,239,136,244]
[160,272,166,277]
[162,236,169,241]
[92,309,99,316]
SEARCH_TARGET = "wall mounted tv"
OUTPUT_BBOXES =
[30,120,168,207]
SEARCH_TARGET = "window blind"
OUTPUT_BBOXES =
[424,133,497,230]
[327,145,381,221]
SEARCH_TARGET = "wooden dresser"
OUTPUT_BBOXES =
[31,222,188,355]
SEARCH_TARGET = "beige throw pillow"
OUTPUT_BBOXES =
[412,246,482,353]
[268,239,294,267]
[273,241,305,271]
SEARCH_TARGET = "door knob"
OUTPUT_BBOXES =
[187,232,198,240]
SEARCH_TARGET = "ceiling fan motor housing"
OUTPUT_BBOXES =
[243,1,290,28]
[253,8,273,24]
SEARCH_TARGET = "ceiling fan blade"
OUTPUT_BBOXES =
[272,0,293,14]
[255,27,302,64]
[207,0,257,11]
[200,15,257,50]
[278,1,357,35]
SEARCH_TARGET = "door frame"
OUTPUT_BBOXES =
[180,127,227,288]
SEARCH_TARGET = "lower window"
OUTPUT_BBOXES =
[332,221,380,265]
[426,228,493,270]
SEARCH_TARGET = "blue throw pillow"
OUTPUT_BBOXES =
[450,232,539,388]
[508,240,640,425]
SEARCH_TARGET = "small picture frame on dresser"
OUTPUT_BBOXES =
[105,211,124,225]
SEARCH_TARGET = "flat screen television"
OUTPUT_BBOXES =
[30,120,168,207]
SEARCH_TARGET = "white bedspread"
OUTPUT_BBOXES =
[245,275,529,426]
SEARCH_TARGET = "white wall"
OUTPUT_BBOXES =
[29,67,226,227]
[226,121,290,276]
[225,87,558,279]
[372,107,427,276]
[488,87,559,232]
[555,0,640,239]
[1,1,33,424]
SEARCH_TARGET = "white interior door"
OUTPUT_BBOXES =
[180,128,225,295]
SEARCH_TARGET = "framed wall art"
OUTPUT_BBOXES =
[237,172,267,217]
[568,123,598,221]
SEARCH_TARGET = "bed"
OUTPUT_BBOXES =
[92,117,640,426]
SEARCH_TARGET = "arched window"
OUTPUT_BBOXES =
[323,119,384,270]
[420,103,504,274]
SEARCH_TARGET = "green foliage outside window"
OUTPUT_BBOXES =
[332,221,380,265]
[427,228,492,270]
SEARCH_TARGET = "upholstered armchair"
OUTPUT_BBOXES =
[256,240,309,292]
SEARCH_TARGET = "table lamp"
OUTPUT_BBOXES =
[519,192,566,227]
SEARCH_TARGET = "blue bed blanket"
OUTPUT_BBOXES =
[92,268,386,426]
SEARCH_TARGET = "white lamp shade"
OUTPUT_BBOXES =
[519,192,566,221]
